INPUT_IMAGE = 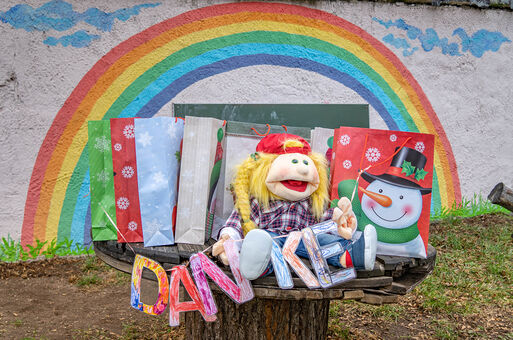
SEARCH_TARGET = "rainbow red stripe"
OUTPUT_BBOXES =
[21,2,461,247]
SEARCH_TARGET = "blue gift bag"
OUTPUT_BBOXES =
[135,117,184,246]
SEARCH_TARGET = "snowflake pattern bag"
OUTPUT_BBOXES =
[87,120,117,241]
[110,118,144,243]
[331,127,434,258]
[135,117,184,247]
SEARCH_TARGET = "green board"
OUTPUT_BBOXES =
[173,104,369,129]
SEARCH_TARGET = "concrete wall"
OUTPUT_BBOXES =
[0,0,511,244]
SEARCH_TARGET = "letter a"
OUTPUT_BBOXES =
[169,265,216,327]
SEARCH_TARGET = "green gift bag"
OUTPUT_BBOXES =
[88,120,117,241]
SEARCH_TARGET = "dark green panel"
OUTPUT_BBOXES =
[173,104,369,129]
[226,121,312,139]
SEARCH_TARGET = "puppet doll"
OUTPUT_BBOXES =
[213,133,377,280]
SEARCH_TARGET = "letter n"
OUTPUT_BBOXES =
[189,239,254,315]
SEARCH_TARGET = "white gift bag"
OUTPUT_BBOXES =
[175,116,226,245]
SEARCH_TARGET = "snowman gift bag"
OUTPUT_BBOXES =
[330,127,434,259]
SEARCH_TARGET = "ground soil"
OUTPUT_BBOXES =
[0,257,180,339]
[1,214,512,339]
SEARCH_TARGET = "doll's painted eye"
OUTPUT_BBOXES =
[303,160,309,165]
[399,195,404,199]
[379,189,383,193]
[292,159,298,164]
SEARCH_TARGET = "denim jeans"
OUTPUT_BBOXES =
[261,229,365,276]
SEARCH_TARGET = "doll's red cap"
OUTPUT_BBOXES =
[256,133,311,155]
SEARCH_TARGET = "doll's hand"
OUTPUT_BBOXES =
[332,197,357,240]
[212,234,231,266]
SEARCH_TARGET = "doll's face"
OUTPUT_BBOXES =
[265,153,320,201]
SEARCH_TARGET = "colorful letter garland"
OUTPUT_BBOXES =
[270,240,293,289]
[190,240,253,315]
[130,245,254,327]
[131,255,169,315]
[302,222,356,288]
[281,231,320,289]
[129,223,360,326]
[169,265,216,327]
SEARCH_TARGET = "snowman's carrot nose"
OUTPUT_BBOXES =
[359,186,392,207]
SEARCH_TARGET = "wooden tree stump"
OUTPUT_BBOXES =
[184,291,329,340]
[488,182,513,212]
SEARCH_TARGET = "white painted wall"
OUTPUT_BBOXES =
[0,0,512,241]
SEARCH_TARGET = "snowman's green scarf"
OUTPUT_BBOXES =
[358,220,420,244]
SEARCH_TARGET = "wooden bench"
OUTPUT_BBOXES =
[94,240,436,339]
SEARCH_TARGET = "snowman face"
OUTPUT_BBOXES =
[361,180,423,229]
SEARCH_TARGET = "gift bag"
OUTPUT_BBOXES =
[310,127,335,168]
[213,122,311,238]
[110,118,144,243]
[135,117,184,247]
[175,116,226,244]
[87,120,117,241]
[331,127,434,258]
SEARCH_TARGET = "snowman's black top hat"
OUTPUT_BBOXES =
[361,147,432,195]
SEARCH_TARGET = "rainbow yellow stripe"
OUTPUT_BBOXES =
[21,2,461,247]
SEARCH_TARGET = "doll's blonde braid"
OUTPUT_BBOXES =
[234,156,259,235]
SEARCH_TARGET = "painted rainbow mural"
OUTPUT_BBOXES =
[21,2,461,247]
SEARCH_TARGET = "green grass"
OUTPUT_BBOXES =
[114,271,131,285]
[76,273,102,287]
[0,235,94,262]
[369,304,405,321]
[431,319,458,340]
[415,213,513,316]
[327,207,512,338]
[81,255,105,272]
[121,322,141,340]
[431,194,510,220]
[117,319,184,340]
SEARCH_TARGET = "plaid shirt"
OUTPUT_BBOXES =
[220,198,334,238]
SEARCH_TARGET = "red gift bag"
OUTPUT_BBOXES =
[110,118,143,243]
[331,127,434,258]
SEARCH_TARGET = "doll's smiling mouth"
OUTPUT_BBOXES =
[281,180,308,192]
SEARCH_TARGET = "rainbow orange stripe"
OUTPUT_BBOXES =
[21,2,461,247]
